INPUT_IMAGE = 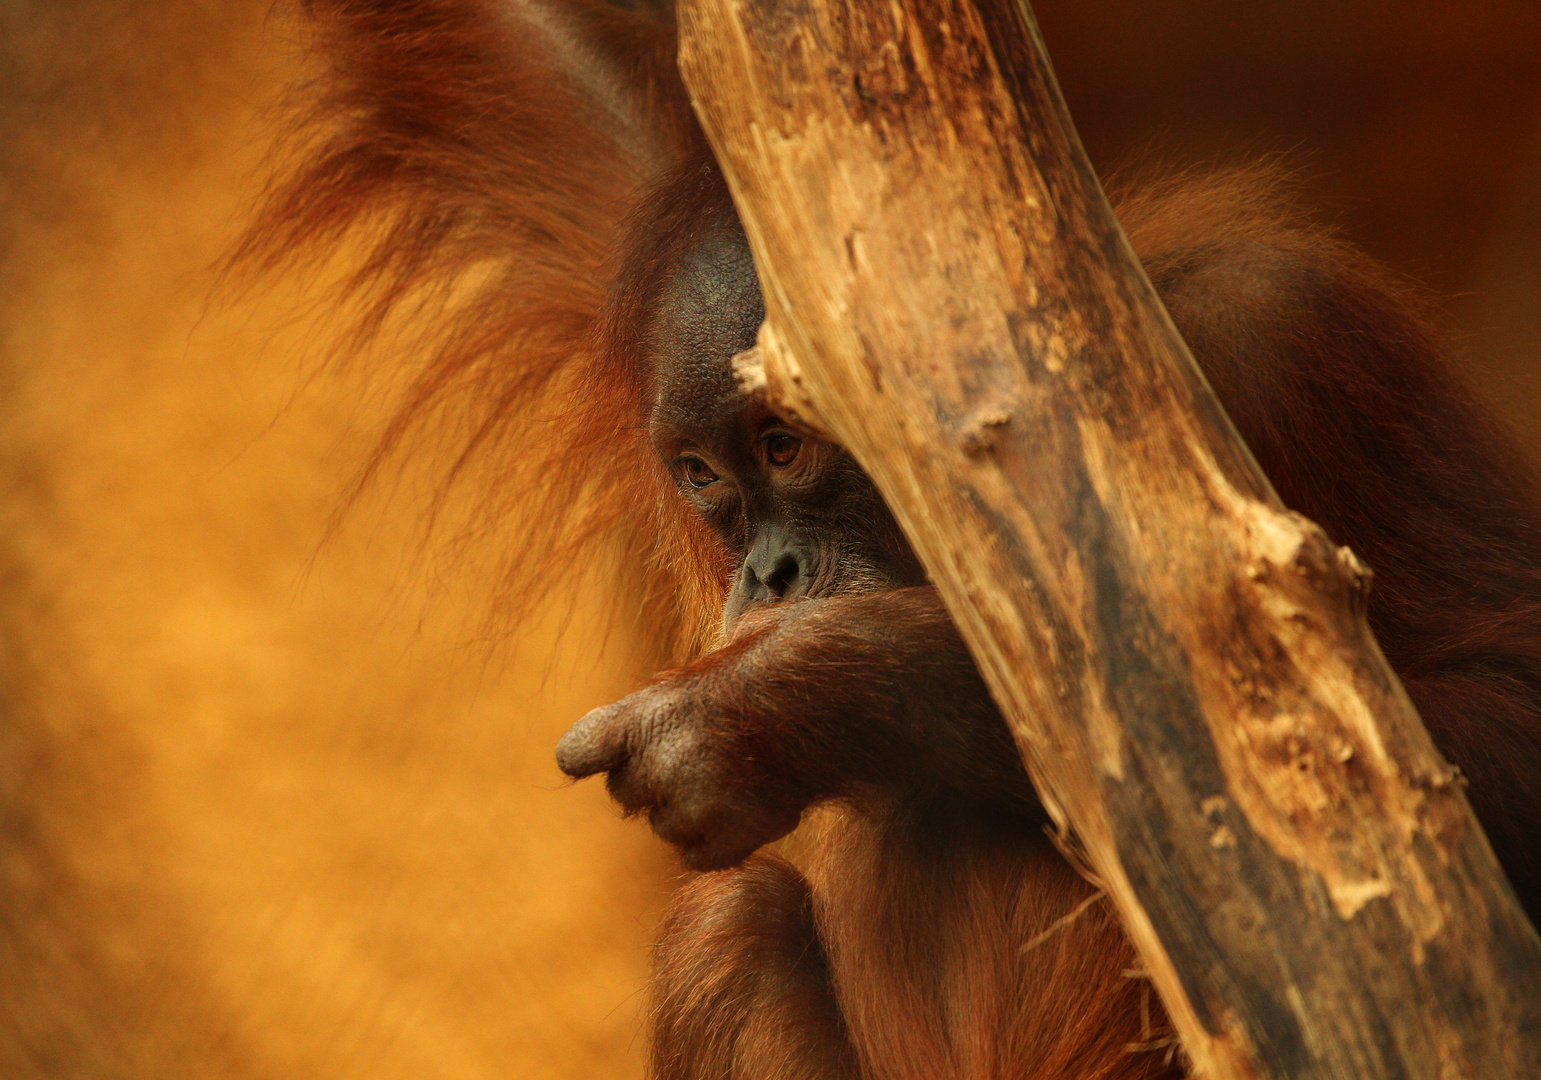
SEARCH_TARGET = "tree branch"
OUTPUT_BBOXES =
[679,0,1541,1075]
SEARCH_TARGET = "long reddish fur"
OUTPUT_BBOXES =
[246,3,1541,1079]
[236,0,728,650]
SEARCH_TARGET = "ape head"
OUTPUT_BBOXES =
[614,173,926,633]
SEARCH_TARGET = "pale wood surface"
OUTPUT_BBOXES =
[679,0,1541,1075]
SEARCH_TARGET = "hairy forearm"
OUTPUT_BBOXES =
[557,587,1035,867]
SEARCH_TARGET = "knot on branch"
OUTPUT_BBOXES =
[731,343,767,395]
[1245,508,1373,623]
[1216,502,1464,921]
[734,322,836,440]
[959,408,1012,456]
[1335,544,1374,619]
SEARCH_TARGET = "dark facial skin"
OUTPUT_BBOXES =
[646,209,926,630]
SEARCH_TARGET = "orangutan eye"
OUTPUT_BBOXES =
[765,433,802,467]
[675,455,720,489]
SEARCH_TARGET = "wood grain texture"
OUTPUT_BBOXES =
[679,0,1541,1076]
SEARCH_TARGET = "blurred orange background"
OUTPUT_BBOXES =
[1,2,1537,1077]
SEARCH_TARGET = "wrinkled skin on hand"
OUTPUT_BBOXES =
[558,610,806,869]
